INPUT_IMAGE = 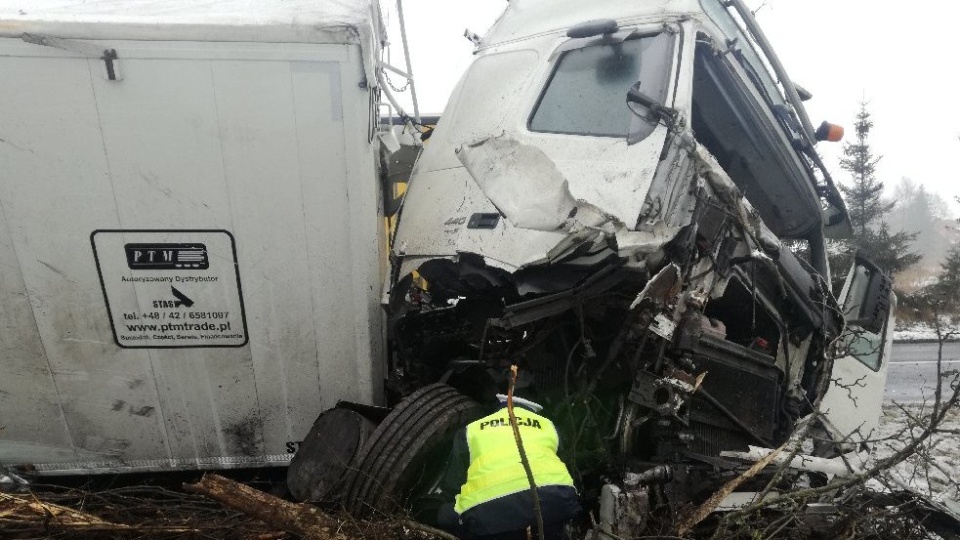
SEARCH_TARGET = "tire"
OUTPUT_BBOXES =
[342,383,483,518]
[287,407,377,502]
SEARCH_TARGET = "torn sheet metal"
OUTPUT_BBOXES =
[390,167,573,272]
[457,135,614,233]
[692,146,782,254]
[451,134,691,269]
[630,263,681,309]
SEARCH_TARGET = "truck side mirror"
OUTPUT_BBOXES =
[842,256,893,335]
[379,126,424,218]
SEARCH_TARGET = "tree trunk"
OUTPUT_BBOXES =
[183,474,349,540]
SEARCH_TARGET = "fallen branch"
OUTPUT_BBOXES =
[675,442,788,536]
[184,473,349,540]
[1,490,115,526]
[0,490,199,533]
[402,519,461,540]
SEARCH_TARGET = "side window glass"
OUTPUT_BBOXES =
[840,329,884,371]
[529,33,673,138]
[840,261,893,371]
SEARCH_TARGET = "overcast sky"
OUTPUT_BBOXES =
[387,0,960,215]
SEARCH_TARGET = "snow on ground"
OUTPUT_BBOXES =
[871,403,960,502]
[879,329,960,505]
[894,321,960,341]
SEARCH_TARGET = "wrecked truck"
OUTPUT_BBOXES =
[289,0,899,526]
[0,0,900,528]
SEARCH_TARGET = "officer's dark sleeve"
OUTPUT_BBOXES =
[437,427,470,499]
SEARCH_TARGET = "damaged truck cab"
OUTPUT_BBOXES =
[382,0,895,512]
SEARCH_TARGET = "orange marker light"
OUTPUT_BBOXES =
[815,121,844,142]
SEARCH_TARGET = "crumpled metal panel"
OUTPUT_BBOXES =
[457,135,614,233]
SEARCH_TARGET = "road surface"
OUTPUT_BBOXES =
[885,341,960,403]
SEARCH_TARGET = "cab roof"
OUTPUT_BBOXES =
[482,0,705,47]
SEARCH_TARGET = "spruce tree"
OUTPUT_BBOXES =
[857,223,921,275]
[838,104,892,235]
[834,103,919,276]
[929,197,960,311]
[934,244,960,309]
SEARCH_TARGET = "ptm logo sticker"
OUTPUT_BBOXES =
[125,243,209,270]
[93,230,247,349]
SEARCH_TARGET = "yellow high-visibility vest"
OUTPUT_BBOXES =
[454,408,575,514]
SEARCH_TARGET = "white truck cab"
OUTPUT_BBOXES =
[375,0,896,521]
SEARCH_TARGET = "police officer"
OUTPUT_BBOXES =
[436,393,581,540]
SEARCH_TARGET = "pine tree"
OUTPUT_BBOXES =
[935,245,960,307]
[838,104,893,235]
[833,103,919,276]
[929,197,960,311]
[857,222,921,275]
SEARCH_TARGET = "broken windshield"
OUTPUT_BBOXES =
[529,33,674,138]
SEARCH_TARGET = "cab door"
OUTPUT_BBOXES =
[517,24,685,227]
[820,255,896,449]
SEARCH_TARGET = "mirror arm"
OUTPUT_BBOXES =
[627,83,678,125]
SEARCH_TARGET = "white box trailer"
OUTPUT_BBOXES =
[0,1,390,475]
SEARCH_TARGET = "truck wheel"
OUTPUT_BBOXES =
[287,407,378,502]
[342,383,483,519]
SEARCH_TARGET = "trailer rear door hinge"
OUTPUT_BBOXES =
[21,33,122,81]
